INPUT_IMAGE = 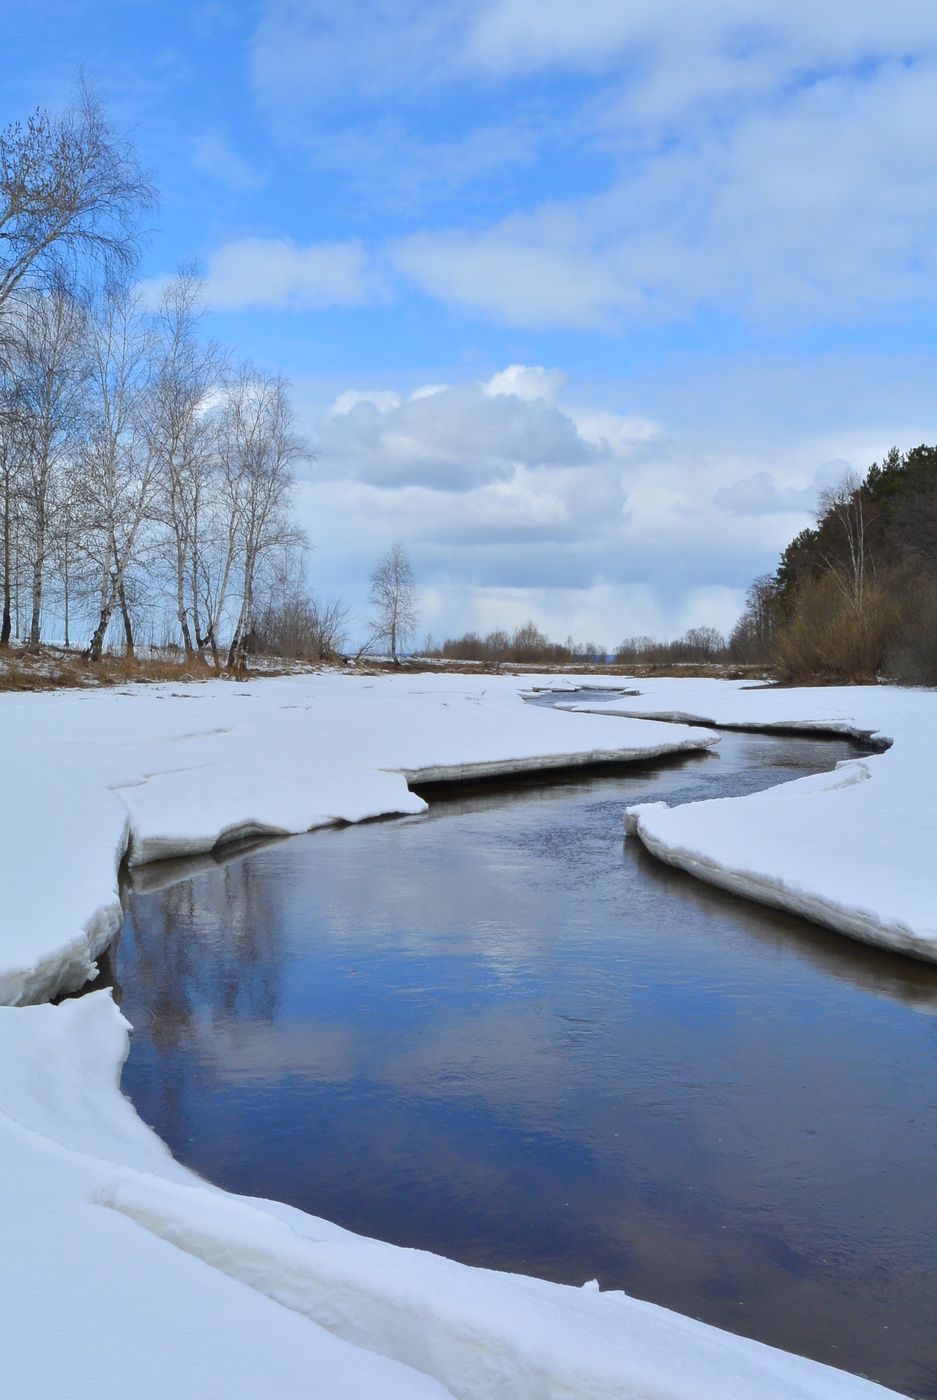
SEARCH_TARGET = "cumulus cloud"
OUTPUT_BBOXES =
[484,364,567,403]
[318,371,608,491]
[713,471,817,517]
[713,459,854,516]
[287,342,937,647]
[205,237,376,310]
[298,362,793,643]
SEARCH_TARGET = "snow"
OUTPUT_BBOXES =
[562,677,937,962]
[0,992,902,1399]
[0,670,919,1398]
[0,672,714,1004]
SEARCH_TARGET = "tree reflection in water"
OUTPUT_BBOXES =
[117,852,285,1147]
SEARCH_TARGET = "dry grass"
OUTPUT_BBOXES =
[0,643,771,693]
[358,656,768,681]
[0,645,301,693]
[773,575,900,684]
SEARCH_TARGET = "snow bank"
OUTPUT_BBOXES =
[0,671,916,1397]
[562,678,937,962]
[0,991,901,1399]
[0,672,713,1004]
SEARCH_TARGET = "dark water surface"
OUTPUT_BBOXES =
[114,725,937,1397]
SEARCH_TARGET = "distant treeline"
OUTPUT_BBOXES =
[429,441,937,686]
[614,626,733,665]
[733,445,937,684]
[425,622,608,666]
[423,621,741,667]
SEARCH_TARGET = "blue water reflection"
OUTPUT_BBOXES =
[116,729,937,1398]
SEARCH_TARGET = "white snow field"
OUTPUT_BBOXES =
[0,672,715,1006]
[561,678,937,964]
[0,671,916,1399]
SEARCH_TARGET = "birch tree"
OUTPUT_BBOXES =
[0,369,23,646]
[219,365,304,669]
[816,470,871,618]
[15,284,86,650]
[80,279,161,661]
[0,77,154,315]
[150,266,221,657]
[368,541,418,664]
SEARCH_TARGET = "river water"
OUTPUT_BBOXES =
[111,719,937,1397]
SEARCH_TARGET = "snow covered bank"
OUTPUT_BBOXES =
[0,991,902,1399]
[0,672,713,1005]
[0,671,917,1398]
[562,679,937,962]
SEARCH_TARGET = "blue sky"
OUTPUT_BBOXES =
[4,1,937,645]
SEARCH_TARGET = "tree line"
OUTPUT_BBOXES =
[731,446,937,683]
[424,622,607,666]
[0,81,338,668]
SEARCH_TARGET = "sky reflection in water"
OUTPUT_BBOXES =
[116,730,937,1398]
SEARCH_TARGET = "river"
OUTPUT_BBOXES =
[108,718,937,1397]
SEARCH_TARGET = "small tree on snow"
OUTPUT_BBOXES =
[368,540,417,664]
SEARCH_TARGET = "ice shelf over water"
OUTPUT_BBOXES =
[562,678,937,964]
[0,671,919,1398]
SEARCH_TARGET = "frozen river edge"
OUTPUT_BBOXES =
[0,672,917,1399]
[562,677,937,965]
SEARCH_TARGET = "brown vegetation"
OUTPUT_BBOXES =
[427,621,607,667]
[771,575,900,683]
[0,646,209,692]
[735,445,937,684]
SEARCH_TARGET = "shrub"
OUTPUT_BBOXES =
[254,593,350,661]
[885,577,937,686]
[772,574,899,682]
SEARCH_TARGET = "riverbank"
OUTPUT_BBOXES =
[0,673,714,1004]
[0,672,917,1399]
[562,680,937,962]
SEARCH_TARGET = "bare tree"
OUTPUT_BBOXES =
[729,573,777,661]
[367,540,418,664]
[219,366,305,670]
[816,469,871,617]
[253,539,349,661]
[48,478,82,647]
[0,77,155,316]
[150,265,222,657]
[0,356,25,645]
[80,278,161,661]
[13,284,87,650]
[0,85,335,666]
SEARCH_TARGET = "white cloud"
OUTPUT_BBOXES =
[287,346,937,648]
[713,459,854,516]
[392,55,937,329]
[330,389,402,416]
[317,370,610,492]
[205,237,376,310]
[192,134,264,191]
[254,2,937,102]
[390,220,619,330]
[300,362,781,643]
[408,383,448,401]
[713,471,817,517]
[483,364,567,403]
[255,3,937,328]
